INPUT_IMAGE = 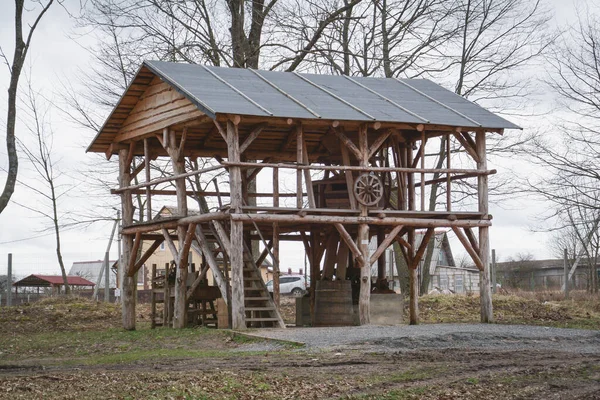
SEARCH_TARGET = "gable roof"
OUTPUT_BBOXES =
[13,274,96,287]
[88,61,520,153]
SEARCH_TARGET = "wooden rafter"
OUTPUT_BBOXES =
[453,132,480,163]
[334,128,362,160]
[368,129,392,159]
[240,123,267,154]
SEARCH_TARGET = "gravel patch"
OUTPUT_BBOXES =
[249,324,600,354]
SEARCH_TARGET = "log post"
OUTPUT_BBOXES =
[227,118,246,329]
[407,140,419,325]
[165,128,189,329]
[119,147,136,330]
[358,124,370,325]
[377,228,386,289]
[296,123,303,209]
[273,167,280,307]
[476,130,493,323]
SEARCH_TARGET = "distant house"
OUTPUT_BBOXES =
[68,260,117,289]
[13,274,95,295]
[381,230,480,294]
[495,258,595,290]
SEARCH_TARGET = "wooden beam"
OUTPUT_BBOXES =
[464,227,480,255]
[410,228,435,269]
[255,240,273,268]
[177,223,196,269]
[161,228,179,264]
[126,232,142,277]
[368,129,392,159]
[452,226,484,271]
[321,232,340,280]
[240,123,267,154]
[192,225,230,305]
[369,225,403,266]
[131,239,163,276]
[213,120,227,142]
[334,223,365,267]
[340,143,357,209]
[453,132,480,163]
[302,137,316,208]
[296,123,303,209]
[334,128,362,160]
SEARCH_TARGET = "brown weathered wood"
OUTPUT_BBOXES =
[368,129,392,159]
[113,164,224,193]
[420,129,426,211]
[340,142,357,209]
[477,130,493,323]
[334,128,362,160]
[302,138,316,208]
[369,225,403,266]
[358,124,370,325]
[446,132,451,212]
[119,148,136,331]
[191,225,229,305]
[231,213,492,227]
[464,227,480,254]
[409,266,419,325]
[126,232,142,277]
[296,124,304,208]
[240,123,267,154]
[273,222,280,307]
[453,132,480,162]
[321,232,340,280]
[143,138,152,221]
[227,119,246,329]
[255,240,273,268]
[410,228,435,269]
[334,223,364,266]
[131,239,163,276]
[336,241,349,280]
[452,226,484,271]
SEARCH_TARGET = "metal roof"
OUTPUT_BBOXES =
[68,261,117,289]
[13,274,96,287]
[143,60,520,130]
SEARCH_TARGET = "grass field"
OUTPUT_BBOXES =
[1,293,599,399]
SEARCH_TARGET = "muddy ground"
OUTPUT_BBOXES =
[1,296,599,399]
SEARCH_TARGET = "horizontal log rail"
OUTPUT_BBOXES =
[111,189,303,197]
[221,161,492,175]
[113,164,225,193]
[231,213,492,227]
[415,169,497,186]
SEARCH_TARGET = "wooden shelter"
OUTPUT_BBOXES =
[87,61,519,330]
[13,275,95,296]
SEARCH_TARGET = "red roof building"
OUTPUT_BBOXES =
[13,274,95,288]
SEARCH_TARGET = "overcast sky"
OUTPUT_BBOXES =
[0,0,587,278]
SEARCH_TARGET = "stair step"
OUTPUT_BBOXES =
[245,317,279,322]
[245,307,275,311]
[245,296,271,301]
[243,277,262,281]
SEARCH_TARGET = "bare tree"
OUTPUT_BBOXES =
[15,80,71,293]
[0,0,55,214]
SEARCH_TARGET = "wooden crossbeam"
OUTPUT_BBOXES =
[334,223,365,267]
[240,123,267,154]
[368,129,392,159]
[395,237,411,266]
[126,232,142,277]
[192,225,229,304]
[131,239,163,276]
[410,228,435,269]
[369,225,403,266]
[334,128,362,160]
[213,120,227,142]
[255,240,273,268]
[464,227,480,255]
[453,132,480,162]
[452,226,484,271]
[162,228,179,264]
[177,223,196,269]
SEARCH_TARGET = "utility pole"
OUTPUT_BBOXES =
[6,254,12,307]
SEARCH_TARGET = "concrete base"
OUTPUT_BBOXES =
[295,296,311,327]
[366,294,404,325]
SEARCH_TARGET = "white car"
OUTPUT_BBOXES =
[266,275,307,296]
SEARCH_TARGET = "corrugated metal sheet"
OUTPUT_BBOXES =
[145,60,520,130]
[68,261,117,289]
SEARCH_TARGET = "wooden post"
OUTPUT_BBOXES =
[476,130,493,323]
[144,138,152,221]
[273,167,280,307]
[6,253,12,307]
[564,248,569,299]
[406,140,419,325]
[377,228,386,288]
[227,119,246,329]
[491,248,496,294]
[358,124,370,325]
[296,123,303,209]
[119,147,136,330]
[165,128,189,329]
